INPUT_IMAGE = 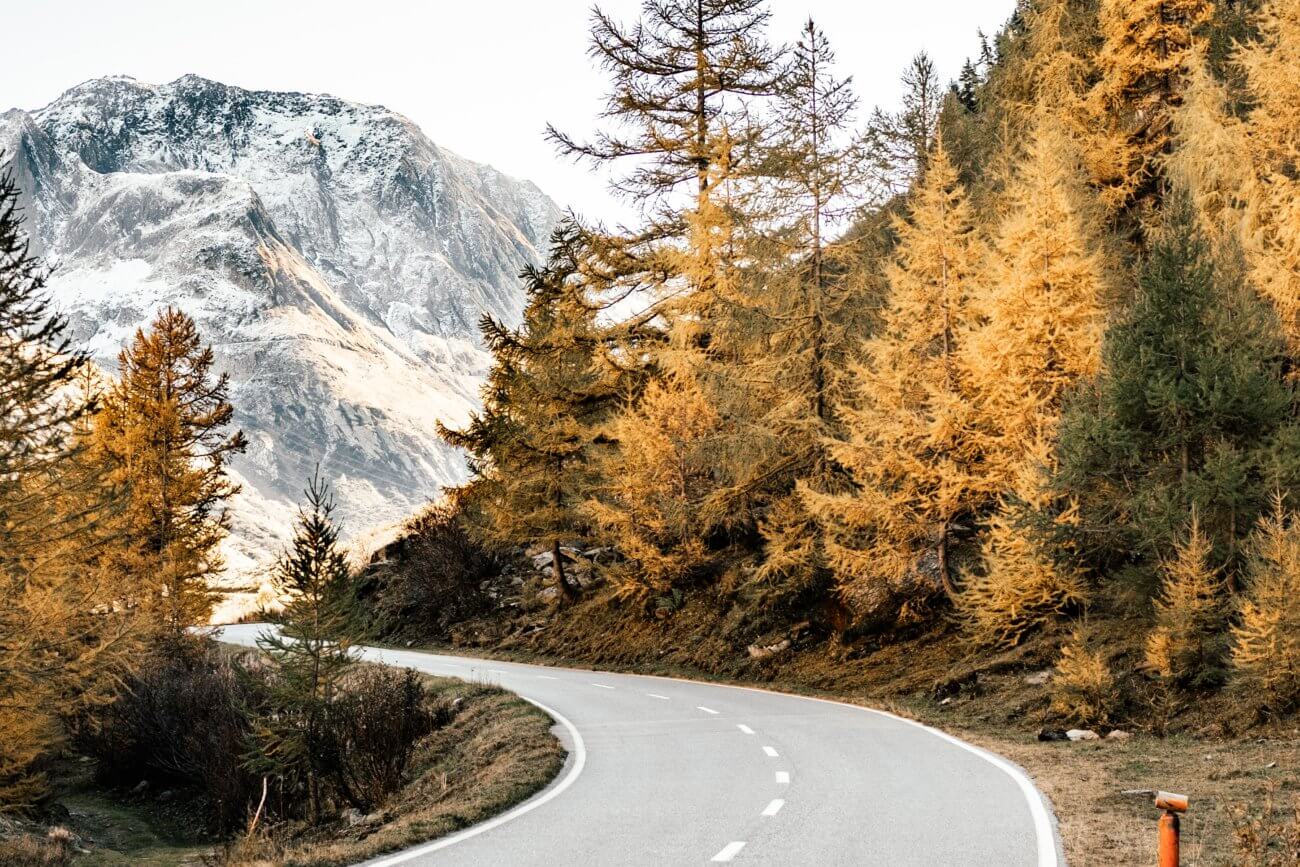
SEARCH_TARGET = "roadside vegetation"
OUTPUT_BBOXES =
[0,164,562,862]
[6,0,1300,864]
[345,0,1300,863]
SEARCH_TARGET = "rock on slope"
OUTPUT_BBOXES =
[0,75,560,610]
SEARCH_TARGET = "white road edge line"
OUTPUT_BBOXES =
[711,841,746,862]
[697,705,719,715]
[633,675,1061,867]
[591,683,615,690]
[761,798,784,817]
[737,724,754,735]
[775,771,790,784]
[365,697,586,867]
[221,626,1059,867]
[647,693,670,700]
[762,746,779,758]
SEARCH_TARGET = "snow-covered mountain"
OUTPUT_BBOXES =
[1,75,560,608]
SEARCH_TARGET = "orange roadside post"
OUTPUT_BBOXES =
[1154,791,1189,867]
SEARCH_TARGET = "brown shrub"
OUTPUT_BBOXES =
[1231,787,1300,866]
[77,636,263,834]
[347,502,498,641]
[316,667,445,812]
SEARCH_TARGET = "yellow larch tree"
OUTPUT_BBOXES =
[1051,626,1119,726]
[1090,0,1215,215]
[745,19,866,608]
[1145,512,1229,688]
[1235,0,1300,171]
[1235,0,1300,349]
[962,114,1108,492]
[1164,55,1255,245]
[95,308,247,635]
[805,140,984,622]
[586,374,731,604]
[958,435,1088,648]
[1232,495,1300,712]
[1023,1,1104,166]
[0,174,138,808]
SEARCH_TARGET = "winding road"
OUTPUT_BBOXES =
[217,624,1062,866]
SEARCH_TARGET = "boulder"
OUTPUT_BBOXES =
[1023,670,1052,686]
[1066,729,1100,741]
[746,638,791,660]
[1106,729,1134,741]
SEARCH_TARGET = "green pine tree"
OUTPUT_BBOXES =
[252,471,355,820]
[1057,198,1300,584]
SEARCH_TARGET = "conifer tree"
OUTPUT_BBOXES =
[1165,57,1256,245]
[963,115,1108,493]
[1232,495,1300,712]
[1234,0,1300,348]
[958,436,1089,648]
[864,53,942,197]
[1057,201,1298,574]
[1090,0,1215,215]
[547,0,780,219]
[742,19,865,606]
[96,307,247,634]
[441,222,624,600]
[1145,512,1229,688]
[0,169,136,808]
[253,472,355,820]
[547,2,782,578]
[1235,0,1300,171]
[1051,625,1119,726]
[805,141,983,620]
[586,374,730,602]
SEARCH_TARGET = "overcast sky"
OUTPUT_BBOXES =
[6,1,1014,225]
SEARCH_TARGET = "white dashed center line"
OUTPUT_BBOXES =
[775,771,790,784]
[736,724,754,735]
[762,746,779,758]
[697,706,719,715]
[647,693,670,700]
[711,841,746,862]
[761,798,785,817]
[590,683,615,690]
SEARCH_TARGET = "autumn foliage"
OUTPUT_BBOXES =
[437,0,1300,729]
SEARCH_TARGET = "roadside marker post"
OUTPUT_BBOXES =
[1154,791,1188,867]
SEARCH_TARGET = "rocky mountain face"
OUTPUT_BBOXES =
[1,75,560,614]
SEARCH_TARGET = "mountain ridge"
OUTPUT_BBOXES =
[1,73,562,615]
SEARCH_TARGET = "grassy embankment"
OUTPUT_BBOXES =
[0,663,565,867]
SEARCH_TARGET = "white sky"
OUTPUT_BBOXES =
[5,1,1015,225]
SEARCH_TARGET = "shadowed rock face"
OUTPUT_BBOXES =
[1,75,560,579]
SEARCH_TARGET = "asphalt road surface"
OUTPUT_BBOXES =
[217,624,1062,866]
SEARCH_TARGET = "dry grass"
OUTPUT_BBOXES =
[951,727,1299,865]
[217,676,564,867]
[0,831,71,867]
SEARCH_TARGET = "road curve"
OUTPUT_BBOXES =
[217,624,1063,866]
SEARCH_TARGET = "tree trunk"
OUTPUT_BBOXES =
[554,539,578,602]
[937,525,957,600]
